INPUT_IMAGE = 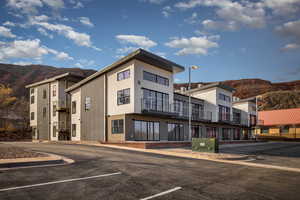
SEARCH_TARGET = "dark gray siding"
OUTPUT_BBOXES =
[37,83,50,140]
[80,75,105,141]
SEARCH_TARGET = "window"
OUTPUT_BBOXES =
[192,103,203,120]
[281,126,289,134]
[219,105,230,121]
[52,86,56,97]
[143,71,169,86]
[30,88,34,94]
[112,119,124,134]
[43,107,46,118]
[30,112,34,120]
[117,69,130,81]
[142,88,169,112]
[250,115,257,126]
[192,125,202,138]
[219,93,231,102]
[53,125,57,137]
[233,112,241,124]
[133,120,160,141]
[72,101,76,114]
[117,88,130,105]
[206,127,217,138]
[72,124,76,137]
[168,123,184,141]
[30,95,35,104]
[221,128,231,140]
[53,105,57,117]
[261,128,269,134]
[85,97,91,111]
[43,89,47,99]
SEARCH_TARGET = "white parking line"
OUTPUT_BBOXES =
[0,172,122,192]
[140,187,182,200]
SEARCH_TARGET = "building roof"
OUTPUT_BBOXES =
[25,73,84,88]
[258,108,300,126]
[66,48,185,92]
[233,97,256,104]
[173,92,204,103]
[182,82,235,95]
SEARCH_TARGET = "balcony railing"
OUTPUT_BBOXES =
[53,100,69,112]
[219,113,252,126]
[141,98,175,116]
[141,98,212,121]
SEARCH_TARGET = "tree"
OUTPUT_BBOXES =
[0,84,17,131]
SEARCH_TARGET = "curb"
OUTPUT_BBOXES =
[0,152,74,170]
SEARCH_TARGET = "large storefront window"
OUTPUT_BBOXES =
[222,128,231,140]
[206,127,217,138]
[168,123,184,141]
[133,120,160,141]
[191,125,203,138]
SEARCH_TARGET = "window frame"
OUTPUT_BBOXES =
[85,97,91,111]
[53,125,57,137]
[117,69,130,81]
[52,86,57,97]
[53,105,57,117]
[42,107,47,118]
[30,112,34,120]
[117,88,130,105]
[30,95,35,104]
[72,101,76,114]
[133,120,160,141]
[43,89,47,99]
[72,124,76,137]
[143,71,169,86]
[111,119,124,134]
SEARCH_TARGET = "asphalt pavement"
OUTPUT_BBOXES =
[0,142,300,200]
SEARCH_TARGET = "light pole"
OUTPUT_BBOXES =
[188,65,199,141]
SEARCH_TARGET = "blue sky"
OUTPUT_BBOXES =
[1,0,300,83]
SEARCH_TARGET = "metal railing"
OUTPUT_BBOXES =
[141,98,173,114]
[53,100,69,111]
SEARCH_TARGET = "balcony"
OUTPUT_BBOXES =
[175,110,212,121]
[54,100,69,112]
[141,98,177,117]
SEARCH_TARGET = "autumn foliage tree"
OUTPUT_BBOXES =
[0,84,17,131]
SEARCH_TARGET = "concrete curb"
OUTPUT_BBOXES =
[0,152,74,170]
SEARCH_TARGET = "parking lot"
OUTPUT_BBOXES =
[0,142,300,200]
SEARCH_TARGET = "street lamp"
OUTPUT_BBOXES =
[188,65,200,141]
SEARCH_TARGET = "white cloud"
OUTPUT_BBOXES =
[116,47,138,54]
[263,0,300,16]
[281,43,300,51]
[175,0,266,30]
[202,19,238,31]
[6,0,64,14]
[79,17,94,27]
[0,39,72,61]
[162,6,172,18]
[116,35,157,49]
[141,0,167,4]
[13,61,33,65]
[184,12,198,24]
[276,19,300,41]
[70,0,84,8]
[0,26,16,38]
[75,59,96,68]
[37,27,53,38]
[165,36,219,56]
[3,21,16,27]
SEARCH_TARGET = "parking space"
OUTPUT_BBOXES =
[220,141,300,168]
[1,142,300,199]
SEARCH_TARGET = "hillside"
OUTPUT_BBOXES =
[174,79,300,99]
[0,63,96,99]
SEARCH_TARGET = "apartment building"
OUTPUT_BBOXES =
[177,82,257,140]
[26,73,84,141]
[65,49,257,145]
[255,108,300,140]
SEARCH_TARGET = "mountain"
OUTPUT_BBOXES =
[0,63,96,99]
[174,79,300,99]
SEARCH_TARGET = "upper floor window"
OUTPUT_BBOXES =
[142,88,169,112]
[117,69,130,81]
[219,93,231,102]
[117,88,130,105]
[72,124,76,137]
[30,112,34,120]
[52,86,57,97]
[85,97,91,111]
[219,105,230,121]
[30,88,34,94]
[143,71,169,86]
[72,101,76,114]
[43,89,47,99]
[30,95,35,104]
[53,105,57,117]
